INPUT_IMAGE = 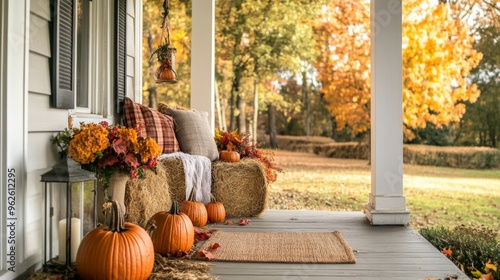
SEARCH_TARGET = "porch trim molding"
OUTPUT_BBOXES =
[191,0,215,132]
[365,0,410,225]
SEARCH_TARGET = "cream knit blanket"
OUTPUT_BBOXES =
[159,152,212,204]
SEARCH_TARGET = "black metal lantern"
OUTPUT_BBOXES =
[40,156,97,270]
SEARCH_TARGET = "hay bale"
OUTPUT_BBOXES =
[212,158,268,217]
[160,158,186,203]
[125,163,171,228]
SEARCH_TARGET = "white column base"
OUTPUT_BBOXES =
[365,203,410,225]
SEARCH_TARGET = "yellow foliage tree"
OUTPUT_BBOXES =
[403,0,482,140]
[314,0,483,140]
[314,0,371,135]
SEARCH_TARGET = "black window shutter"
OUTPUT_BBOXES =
[115,0,127,114]
[50,0,75,109]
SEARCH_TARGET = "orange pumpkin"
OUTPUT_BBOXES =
[155,65,177,83]
[220,150,240,162]
[149,201,194,256]
[76,200,154,280]
[206,194,226,223]
[179,188,208,227]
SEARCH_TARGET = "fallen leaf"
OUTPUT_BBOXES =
[481,273,494,280]
[471,269,483,278]
[209,243,220,250]
[484,260,497,272]
[195,250,216,261]
[194,227,212,243]
[173,250,189,258]
[441,247,452,257]
[224,220,235,225]
[238,219,250,226]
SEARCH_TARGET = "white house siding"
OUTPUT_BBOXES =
[22,0,67,278]
[0,0,141,278]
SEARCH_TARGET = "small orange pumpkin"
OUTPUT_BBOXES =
[179,188,208,227]
[155,64,177,83]
[206,194,226,223]
[220,150,240,162]
[76,200,154,280]
[149,201,194,256]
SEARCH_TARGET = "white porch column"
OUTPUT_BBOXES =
[0,0,28,275]
[365,0,410,225]
[190,0,215,131]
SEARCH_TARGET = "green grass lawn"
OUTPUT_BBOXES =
[268,150,500,235]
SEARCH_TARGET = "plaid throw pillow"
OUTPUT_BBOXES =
[122,97,180,154]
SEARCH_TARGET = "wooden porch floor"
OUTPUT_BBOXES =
[205,210,469,280]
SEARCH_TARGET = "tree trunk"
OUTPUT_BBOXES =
[221,98,227,130]
[229,89,236,130]
[268,103,278,149]
[302,71,310,136]
[237,94,246,132]
[253,78,259,139]
[148,87,157,108]
[489,127,496,148]
[215,81,224,129]
[331,115,338,141]
[229,73,241,131]
[146,30,158,108]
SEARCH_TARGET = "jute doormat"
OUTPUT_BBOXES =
[201,231,356,264]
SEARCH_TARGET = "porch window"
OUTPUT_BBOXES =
[50,0,126,117]
[76,0,90,110]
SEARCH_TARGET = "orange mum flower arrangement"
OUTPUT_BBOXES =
[54,121,161,191]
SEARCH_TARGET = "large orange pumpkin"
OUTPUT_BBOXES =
[179,188,208,227]
[149,201,194,256]
[206,194,226,223]
[220,150,240,162]
[76,200,154,280]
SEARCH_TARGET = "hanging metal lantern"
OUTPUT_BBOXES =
[154,45,177,84]
[152,0,177,84]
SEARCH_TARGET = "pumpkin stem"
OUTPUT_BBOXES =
[187,187,197,202]
[105,200,127,233]
[169,201,180,214]
[210,193,217,203]
[145,219,157,236]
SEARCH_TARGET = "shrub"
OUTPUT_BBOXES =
[404,145,500,169]
[420,225,499,279]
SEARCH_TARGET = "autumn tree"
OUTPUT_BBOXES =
[215,0,323,135]
[403,0,483,140]
[267,73,331,137]
[314,0,483,141]
[142,0,191,108]
[314,0,371,140]
[455,1,500,147]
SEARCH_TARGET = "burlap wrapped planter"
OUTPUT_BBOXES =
[212,158,268,217]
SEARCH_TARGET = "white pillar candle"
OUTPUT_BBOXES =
[58,218,81,263]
